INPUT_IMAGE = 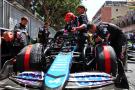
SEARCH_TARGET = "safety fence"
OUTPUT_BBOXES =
[0,0,44,39]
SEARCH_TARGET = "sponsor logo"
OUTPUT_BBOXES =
[74,73,111,86]
[48,78,61,84]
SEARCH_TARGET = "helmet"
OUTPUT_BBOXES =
[64,12,76,22]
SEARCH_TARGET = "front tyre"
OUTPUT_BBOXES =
[95,45,117,76]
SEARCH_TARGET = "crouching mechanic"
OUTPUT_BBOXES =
[87,22,129,89]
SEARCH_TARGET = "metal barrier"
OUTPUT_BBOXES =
[0,0,44,40]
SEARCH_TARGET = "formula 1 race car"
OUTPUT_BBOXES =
[0,31,128,90]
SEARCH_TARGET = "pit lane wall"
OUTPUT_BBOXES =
[0,0,44,40]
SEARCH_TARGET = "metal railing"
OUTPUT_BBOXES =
[0,0,44,40]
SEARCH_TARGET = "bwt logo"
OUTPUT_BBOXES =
[48,78,61,84]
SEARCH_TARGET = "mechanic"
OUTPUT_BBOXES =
[87,22,127,62]
[87,22,129,89]
[14,16,29,45]
[71,5,89,53]
[13,16,29,55]
[38,22,50,46]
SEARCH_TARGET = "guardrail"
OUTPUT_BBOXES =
[0,0,44,40]
[0,27,12,31]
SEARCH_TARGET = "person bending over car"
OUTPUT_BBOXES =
[87,22,129,89]
[87,22,127,62]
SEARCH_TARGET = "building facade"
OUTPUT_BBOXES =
[92,1,128,25]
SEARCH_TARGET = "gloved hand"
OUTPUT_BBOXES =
[71,27,77,32]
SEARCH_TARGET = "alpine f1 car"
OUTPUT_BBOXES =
[0,31,129,90]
